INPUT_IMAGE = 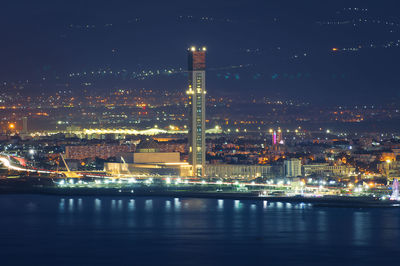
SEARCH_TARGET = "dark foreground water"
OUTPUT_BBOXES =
[0,195,399,266]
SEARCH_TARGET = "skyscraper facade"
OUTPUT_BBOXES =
[187,46,206,177]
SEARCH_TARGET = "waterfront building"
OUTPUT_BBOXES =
[205,164,272,180]
[104,138,191,176]
[284,158,302,177]
[187,46,207,177]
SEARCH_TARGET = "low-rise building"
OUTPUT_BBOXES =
[65,144,134,160]
[104,138,191,177]
[205,164,272,180]
[303,163,356,176]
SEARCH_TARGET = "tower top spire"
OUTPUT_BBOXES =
[188,46,206,52]
[188,46,206,71]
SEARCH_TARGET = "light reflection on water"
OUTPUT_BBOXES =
[128,199,135,211]
[94,198,101,212]
[174,197,180,211]
[59,198,65,212]
[118,199,123,211]
[145,199,152,211]
[234,199,240,211]
[111,199,116,211]
[218,199,224,210]
[354,211,370,246]
[68,198,74,213]
[1,195,399,265]
[78,198,82,211]
[165,200,171,211]
[316,210,328,245]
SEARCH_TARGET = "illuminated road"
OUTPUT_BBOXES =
[0,154,52,174]
[0,155,34,172]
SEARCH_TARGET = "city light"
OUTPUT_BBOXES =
[1,3,400,265]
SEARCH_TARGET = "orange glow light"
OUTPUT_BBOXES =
[9,123,15,129]
[332,48,338,51]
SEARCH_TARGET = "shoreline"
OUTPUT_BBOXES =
[1,186,399,208]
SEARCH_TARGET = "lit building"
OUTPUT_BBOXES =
[377,160,400,180]
[22,117,28,134]
[272,129,283,145]
[303,163,356,176]
[187,46,207,177]
[284,158,302,177]
[205,164,272,180]
[65,144,134,160]
[104,138,191,176]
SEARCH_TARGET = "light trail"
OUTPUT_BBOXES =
[0,157,35,172]
[0,155,57,175]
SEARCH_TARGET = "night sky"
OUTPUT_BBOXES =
[1,0,400,104]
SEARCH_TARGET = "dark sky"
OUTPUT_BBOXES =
[1,0,400,104]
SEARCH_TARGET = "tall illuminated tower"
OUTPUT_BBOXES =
[22,117,28,134]
[187,46,206,177]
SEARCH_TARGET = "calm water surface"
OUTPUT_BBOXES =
[0,195,399,266]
